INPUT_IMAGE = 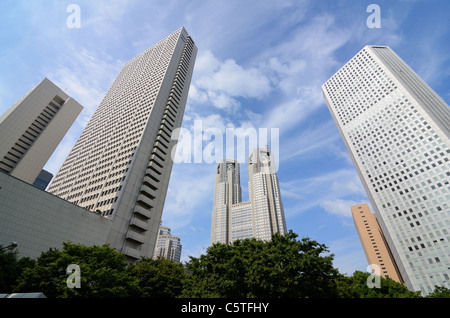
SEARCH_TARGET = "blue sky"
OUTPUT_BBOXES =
[1,0,449,275]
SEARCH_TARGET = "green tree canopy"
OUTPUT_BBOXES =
[14,242,137,298]
[182,231,340,298]
[335,271,421,298]
[425,286,450,298]
[127,257,186,298]
[0,247,34,293]
[5,235,448,298]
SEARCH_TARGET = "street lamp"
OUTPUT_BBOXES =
[0,242,17,251]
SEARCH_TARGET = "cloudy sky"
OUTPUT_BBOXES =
[1,0,449,274]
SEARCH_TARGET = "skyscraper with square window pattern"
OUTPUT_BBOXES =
[322,45,450,295]
[48,27,197,261]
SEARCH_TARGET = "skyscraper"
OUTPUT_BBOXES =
[322,45,450,294]
[0,78,82,184]
[32,169,54,190]
[351,203,403,284]
[153,225,182,263]
[211,148,287,245]
[48,27,197,260]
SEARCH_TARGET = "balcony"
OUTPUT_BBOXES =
[129,217,148,231]
[126,230,145,244]
[147,162,161,175]
[134,206,152,219]
[150,154,164,168]
[152,145,166,159]
[122,246,141,260]
[142,176,158,189]
[137,194,154,208]
[140,184,156,199]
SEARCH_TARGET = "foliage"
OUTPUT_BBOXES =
[182,231,340,298]
[0,248,35,293]
[425,286,450,298]
[14,242,137,298]
[127,257,186,297]
[335,271,421,298]
[3,234,449,298]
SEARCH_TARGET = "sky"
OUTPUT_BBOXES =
[1,0,449,275]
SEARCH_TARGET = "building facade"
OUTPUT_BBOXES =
[322,45,450,294]
[0,172,112,259]
[351,203,403,284]
[0,78,82,184]
[48,27,197,261]
[153,225,182,263]
[211,148,287,245]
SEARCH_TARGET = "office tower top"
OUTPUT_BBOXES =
[351,203,403,284]
[48,27,197,261]
[0,78,82,184]
[153,225,182,263]
[323,45,450,294]
[211,148,287,245]
[33,169,54,190]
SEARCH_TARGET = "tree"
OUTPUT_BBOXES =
[0,248,34,293]
[14,242,138,298]
[335,271,421,298]
[182,231,340,298]
[127,257,186,298]
[426,286,450,298]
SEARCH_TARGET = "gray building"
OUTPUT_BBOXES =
[0,77,82,185]
[32,169,53,190]
[322,45,450,294]
[0,172,112,259]
[47,27,197,261]
[211,148,287,245]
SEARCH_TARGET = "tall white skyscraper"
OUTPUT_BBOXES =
[0,78,82,184]
[48,27,197,261]
[211,148,287,245]
[322,45,450,294]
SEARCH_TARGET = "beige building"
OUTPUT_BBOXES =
[211,148,287,245]
[47,27,197,261]
[0,78,83,184]
[351,203,403,284]
[153,225,182,263]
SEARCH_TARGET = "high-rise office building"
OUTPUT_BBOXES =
[48,27,197,261]
[0,78,82,184]
[351,203,403,284]
[153,225,182,263]
[211,148,287,245]
[32,169,54,190]
[322,45,450,294]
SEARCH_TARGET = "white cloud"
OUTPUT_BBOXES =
[191,50,272,112]
[320,199,360,218]
[329,236,367,275]
[79,0,135,35]
[162,164,215,230]
[281,120,341,161]
[47,47,122,126]
[280,169,368,217]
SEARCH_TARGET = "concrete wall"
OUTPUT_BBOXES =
[0,172,112,259]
